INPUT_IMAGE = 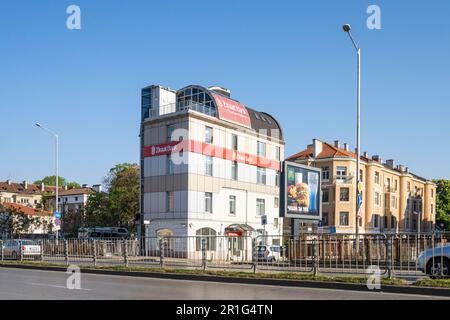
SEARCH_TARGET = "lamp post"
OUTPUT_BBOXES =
[342,24,361,240]
[36,123,59,241]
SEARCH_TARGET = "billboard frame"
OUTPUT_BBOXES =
[280,161,322,220]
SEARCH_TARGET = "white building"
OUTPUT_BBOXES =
[138,84,285,253]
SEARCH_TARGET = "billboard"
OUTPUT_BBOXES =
[211,93,252,128]
[281,161,321,220]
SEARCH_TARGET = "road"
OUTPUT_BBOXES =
[0,267,447,300]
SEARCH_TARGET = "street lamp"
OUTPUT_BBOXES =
[35,123,60,240]
[342,24,361,239]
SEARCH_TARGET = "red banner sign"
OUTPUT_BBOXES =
[225,231,242,237]
[211,93,251,128]
[143,140,280,171]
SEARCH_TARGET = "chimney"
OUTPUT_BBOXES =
[6,179,11,185]
[405,167,409,174]
[343,143,349,151]
[363,152,368,158]
[334,140,340,148]
[23,180,28,189]
[386,159,395,168]
[41,182,45,192]
[398,165,406,172]
[313,139,323,157]
[372,155,382,163]
[82,184,88,188]
[64,185,68,191]
[92,184,103,193]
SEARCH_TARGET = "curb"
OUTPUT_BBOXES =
[1,263,450,298]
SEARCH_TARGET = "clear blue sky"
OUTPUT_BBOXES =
[1,0,449,185]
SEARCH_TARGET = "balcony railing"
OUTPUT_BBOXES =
[146,101,217,120]
[334,175,354,184]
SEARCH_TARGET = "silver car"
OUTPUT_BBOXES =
[1,239,41,260]
[416,244,450,278]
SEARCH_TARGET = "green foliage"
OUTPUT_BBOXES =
[34,176,80,189]
[0,204,42,237]
[433,179,450,231]
[85,163,139,234]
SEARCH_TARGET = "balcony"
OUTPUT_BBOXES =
[334,175,354,185]
[146,101,217,120]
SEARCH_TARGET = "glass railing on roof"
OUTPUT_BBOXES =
[146,101,217,120]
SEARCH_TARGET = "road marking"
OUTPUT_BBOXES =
[30,282,92,291]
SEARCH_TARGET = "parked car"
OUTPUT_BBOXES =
[416,244,450,278]
[256,245,283,262]
[1,239,41,260]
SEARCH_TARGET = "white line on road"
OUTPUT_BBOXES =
[30,283,92,291]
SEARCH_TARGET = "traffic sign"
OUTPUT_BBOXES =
[261,215,267,226]
[329,226,336,234]
[54,211,61,219]
[357,194,363,207]
[358,182,363,193]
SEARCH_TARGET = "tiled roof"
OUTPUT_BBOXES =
[2,202,53,217]
[0,181,61,195]
[58,188,93,196]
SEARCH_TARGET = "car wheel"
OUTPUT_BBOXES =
[426,258,450,278]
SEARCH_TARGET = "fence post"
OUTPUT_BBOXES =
[201,238,207,271]
[313,238,319,276]
[0,240,3,262]
[92,240,97,266]
[64,240,69,266]
[252,238,257,274]
[159,238,164,269]
[40,240,44,262]
[123,239,129,267]
[19,241,23,261]
[387,235,393,279]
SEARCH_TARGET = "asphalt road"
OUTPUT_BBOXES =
[0,267,447,300]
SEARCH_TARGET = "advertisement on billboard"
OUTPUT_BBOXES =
[281,161,321,220]
[211,93,252,128]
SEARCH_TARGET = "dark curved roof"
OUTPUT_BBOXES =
[177,85,283,141]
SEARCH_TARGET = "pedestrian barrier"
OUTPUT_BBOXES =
[0,232,448,278]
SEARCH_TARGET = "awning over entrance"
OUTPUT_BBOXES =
[225,224,255,236]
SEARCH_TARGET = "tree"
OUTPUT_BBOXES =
[84,163,139,234]
[433,179,450,231]
[0,205,42,238]
[34,176,80,189]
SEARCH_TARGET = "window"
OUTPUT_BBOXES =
[407,182,411,192]
[375,192,380,206]
[230,161,238,180]
[196,228,217,251]
[373,214,380,228]
[74,197,79,202]
[166,155,174,174]
[229,195,236,215]
[166,191,174,212]
[205,126,213,144]
[232,134,238,151]
[384,216,388,229]
[431,204,434,215]
[205,192,213,213]
[339,212,349,226]
[340,187,350,202]
[391,216,396,229]
[394,180,398,191]
[275,146,280,161]
[391,195,396,209]
[359,169,364,182]
[257,141,266,157]
[386,178,391,189]
[205,156,213,176]
[336,166,347,183]
[322,188,329,203]
[256,199,265,216]
[275,171,280,187]
[167,124,175,141]
[322,212,329,226]
[375,172,380,184]
[322,167,330,181]
[257,167,266,185]
[431,189,434,198]
[274,197,279,208]
[274,218,279,228]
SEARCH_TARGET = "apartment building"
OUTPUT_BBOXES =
[138,84,285,248]
[55,185,101,215]
[288,139,436,234]
[0,180,58,208]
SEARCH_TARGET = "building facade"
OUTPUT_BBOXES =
[0,180,57,208]
[288,139,436,234]
[138,85,285,246]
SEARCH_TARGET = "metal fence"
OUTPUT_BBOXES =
[1,232,448,278]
